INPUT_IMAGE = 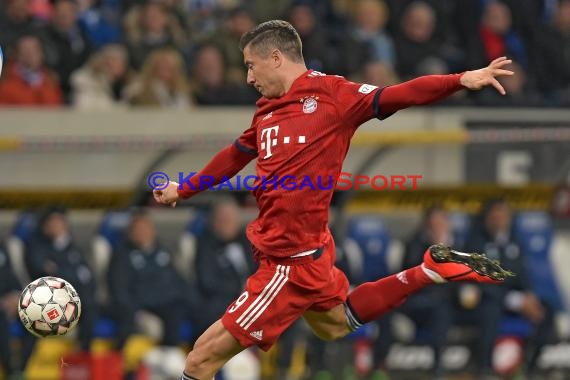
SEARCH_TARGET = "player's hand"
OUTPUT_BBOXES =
[153,181,179,208]
[459,57,514,95]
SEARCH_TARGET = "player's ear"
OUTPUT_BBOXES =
[271,49,282,68]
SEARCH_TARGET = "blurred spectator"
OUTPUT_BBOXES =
[29,0,53,20]
[352,60,400,87]
[290,0,346,30]
[473,61,543,107]
[350,0,395,68]
[185,0,227,40]
[77,0,122,48]
[42,0,94,103]
[194,199,256,331]
[468,1,528,71]
[122,0,190,31]
[0,0,45,50]
[191,43,259,105]
[107,211,191,348]
[285,0,354,75]
[70,43,129,110]
[500,0,548,42]
[123,2,187,70]
[25,207,97,351]
[124,48,192,108]
[0,245,24,378]
[207,7,257,85]
[398,206,455,378]
[464,199,553,375]
[4,0,570,107]
[287,4,336,73]
[160,0,191,39]
[0,35,63,106]
[394,1,451,79]
[250,0,292,22]
[533,0,570,106]
[321,2,370,77]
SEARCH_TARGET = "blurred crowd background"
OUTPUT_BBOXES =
[1,198,569,380]
[1,0,570,108]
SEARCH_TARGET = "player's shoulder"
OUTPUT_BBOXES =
[302,70,347,95]
[305,70,343,84]
[306,71,377,92]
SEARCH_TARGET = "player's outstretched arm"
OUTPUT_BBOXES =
[378,57,514,116]
[153,143,255,208]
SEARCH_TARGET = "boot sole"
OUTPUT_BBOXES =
[429,244,515,281]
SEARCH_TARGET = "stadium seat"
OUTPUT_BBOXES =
[11,211,38,243]
[179,320,194,342]
[497,211,565,338]
[93,210,131,248]
[91,210,131,306]
[92,318,117,339]
[551,232,570,337]
[345,215,394,345]
[6,211,37,286]
[512,211,565,312]
[448,212,472,250]
[10,320,25,339]
[346,215,392,283]
[177,210,209,281]
[91,210,131,338]
[499,316,533,338]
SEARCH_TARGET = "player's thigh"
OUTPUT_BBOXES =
[303,303,350,341]
[185,319,245,372]
[222,262,308,351]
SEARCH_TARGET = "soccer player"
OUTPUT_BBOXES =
[153,20,514,380]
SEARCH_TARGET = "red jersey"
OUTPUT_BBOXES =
[177,70,463,258]
[235,70,385,257]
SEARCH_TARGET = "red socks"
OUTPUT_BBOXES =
[346,265,434,329]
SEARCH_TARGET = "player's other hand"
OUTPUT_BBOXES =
[460,57,514,95]
[153,181,179,208]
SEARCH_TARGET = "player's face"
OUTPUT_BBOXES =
[243,45,283,98]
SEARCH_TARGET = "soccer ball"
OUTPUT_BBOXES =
[18,276,82,338]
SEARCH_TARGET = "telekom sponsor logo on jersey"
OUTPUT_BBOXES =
[260,125,311,159]
[260,126,279,159]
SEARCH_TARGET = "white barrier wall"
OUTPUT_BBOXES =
[1,107,569,188]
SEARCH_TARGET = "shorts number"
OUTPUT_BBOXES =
[228,291,249,314]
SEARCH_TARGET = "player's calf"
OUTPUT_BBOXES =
[303,306,354,342]
[341,245,512,335]
[181,320,245,380]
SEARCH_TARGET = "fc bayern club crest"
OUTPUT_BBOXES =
[301,96,318,114]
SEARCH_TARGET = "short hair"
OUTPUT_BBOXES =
[239,20,303,63]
